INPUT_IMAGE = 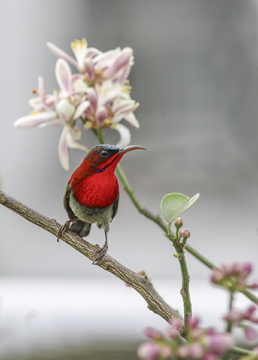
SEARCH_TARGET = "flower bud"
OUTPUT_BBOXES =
[188,343,204,359]
[145,327,163,340]
[179,229,190,240]
[177,345,189,358]
[137,341,160,360]
[204,332,234,356]
[174,217,183,230]
[241,262,253,276]
[210,268,224,284]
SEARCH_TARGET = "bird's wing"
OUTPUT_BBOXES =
[63,182,92,237]
[63,182,76,220]
[111,195,119,223]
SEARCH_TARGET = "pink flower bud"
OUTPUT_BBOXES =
[137,341,159,360]
[205,333,234,356]
[250,282,258,290]
[145,328,163,340]
[167,318,182,339]
[241,262,253,276]
[177,345,189,358]
[210,268,224,284]
[160,345,173,358]
[179,229,190,240]
[187,316,199,329]
[245,327,258,341]
[189,343,204,359]
[223,309,242,322]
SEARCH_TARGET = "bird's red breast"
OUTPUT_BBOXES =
[69,152,123,209]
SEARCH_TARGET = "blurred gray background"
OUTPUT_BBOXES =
[1,0,258,358]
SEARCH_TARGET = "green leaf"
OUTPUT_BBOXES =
[160,193,200,224]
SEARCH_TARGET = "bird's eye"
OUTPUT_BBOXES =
[100,150,109,158]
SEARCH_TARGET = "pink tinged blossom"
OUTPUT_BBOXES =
[55,59,72,96]
[114,123,131,147]
[47,42,78,69]
[137,341,160,360]
[96,106,108,125]
[204,333,234,356]
[70,38,89,72]
[104,47,133,81]
[245,327,258,341]
[14,112,59,128]
[93,47,121,68]
[85,58,95,81]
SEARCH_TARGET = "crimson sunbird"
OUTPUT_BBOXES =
[57,144,148,262]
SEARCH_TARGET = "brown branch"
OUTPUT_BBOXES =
[0,191,184,335]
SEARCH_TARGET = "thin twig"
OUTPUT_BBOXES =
[0,190,185,335]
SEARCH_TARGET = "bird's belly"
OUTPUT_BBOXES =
[69,191,115,232]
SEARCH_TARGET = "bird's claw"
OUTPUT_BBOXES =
[57,218,77,242]
[92,243,108,264]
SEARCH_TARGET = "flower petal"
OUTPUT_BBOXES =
[47,42,78,68]
[124,112,140,128]
[14,112,57,128]
[114,123,131,147]
[104,47,133,80]
[96,106,108,125]
[55,59,72,95]
[66,127,89,151]
[58,127,70,170]
[56,99,75,119]
[73,100,90,119]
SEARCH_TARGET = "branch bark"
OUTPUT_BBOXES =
[0,191,184,335]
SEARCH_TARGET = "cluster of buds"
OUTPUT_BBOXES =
[173,218,191,248]
[137,317,234,360]
[14,39,139,170]
[223,305,258,341]
[211,262,258,292]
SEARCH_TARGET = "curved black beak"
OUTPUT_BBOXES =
[118,145,148,154]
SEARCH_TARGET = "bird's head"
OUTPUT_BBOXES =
[70,144,148,180]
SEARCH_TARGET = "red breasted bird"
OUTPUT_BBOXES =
[57,144,148,262]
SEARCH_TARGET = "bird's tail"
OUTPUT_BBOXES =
[70,220,92,238]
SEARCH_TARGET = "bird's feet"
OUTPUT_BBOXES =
[57,218,78,242]
[93,242,108,264]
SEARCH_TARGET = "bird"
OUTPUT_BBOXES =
[57,143,148,262]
